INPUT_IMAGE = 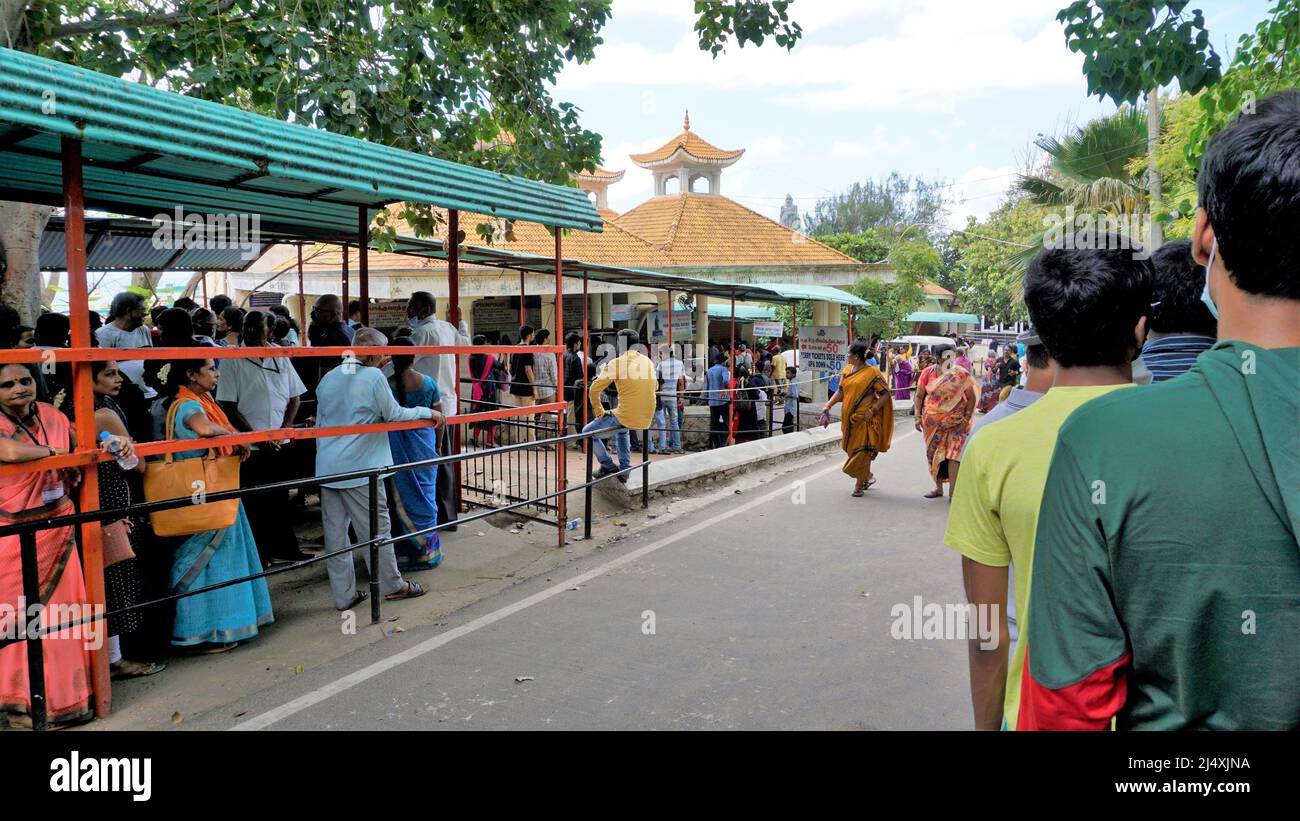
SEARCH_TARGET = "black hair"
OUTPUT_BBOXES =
[162,358,210,405]
[564,332,581,349]
[34,312,70,347]
[87,310,103,331]
[173,296,198,312]
[149,304,167,323]
[534,328,551,344]
[1025,344,1050,370]
[519,325,534,340]
[1024,233,1154,368]
[472,334,487,346]
[271,317,292,341]
[221,306,244,334]
[388,337,415,399]
[209,294,232,314]
[617,328,639,347]
[156,307,195,347]
[849,341,869,362]
[109,291,145,319]
[1149,239,1217,335]
[1198,89,1300,300]
[268,304,301,333]
[191,307,216,337]
[348,299,362,317]
[242,310,268,341]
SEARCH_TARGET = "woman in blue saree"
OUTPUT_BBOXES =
[164,359,273,652]
[386,339,443,571]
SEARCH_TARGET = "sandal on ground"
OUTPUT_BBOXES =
[337,591,368,611]
[111,660,168,680]
[851,484,865,497]
[384,580,427,602]
[866,478,877,490]
[923,489,944,499]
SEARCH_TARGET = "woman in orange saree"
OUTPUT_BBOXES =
[0,363,104,728]
[916,353,977,499]
[823,342,894,496]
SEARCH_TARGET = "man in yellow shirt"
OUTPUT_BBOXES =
[944,234,1153,730]
[585,329,657,483]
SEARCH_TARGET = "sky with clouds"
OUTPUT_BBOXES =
[550,0,1273,229]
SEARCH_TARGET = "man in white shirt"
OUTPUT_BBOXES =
[405,290,470,529]
[656,346,686,453]
[96,291,156,442]
[217,310,310,564]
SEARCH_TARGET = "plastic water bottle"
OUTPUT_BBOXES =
[99,431,138,471]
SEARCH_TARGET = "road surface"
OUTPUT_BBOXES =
[188,426,974,731]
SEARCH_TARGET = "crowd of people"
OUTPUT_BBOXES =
[0,288,470,727]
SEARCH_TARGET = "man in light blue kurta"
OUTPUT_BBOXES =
[316,329,443,609]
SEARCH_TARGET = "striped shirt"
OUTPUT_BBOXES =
[1140,334,1216,383]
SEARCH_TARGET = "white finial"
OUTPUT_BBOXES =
[684,110,690,131]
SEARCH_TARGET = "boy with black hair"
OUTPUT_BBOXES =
[1135,239,1218,382]
[945,233,1153,730]
[1019,90,1300,730]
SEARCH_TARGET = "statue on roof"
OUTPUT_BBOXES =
[779,194,799,230]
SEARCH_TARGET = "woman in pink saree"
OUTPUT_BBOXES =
[914,354,977,499]
[0,363,115,728]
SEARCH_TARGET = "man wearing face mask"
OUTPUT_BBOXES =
[944,231,1153,731]
[1019,90,1300,731]
[1133,239,1218,383]
[404,291,470,529]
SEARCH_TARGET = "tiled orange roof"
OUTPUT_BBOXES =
[630,113,744,166]
[574,167,624,182]
[272,209,673,274]
[612,194,861,266]
[924,281,954,297]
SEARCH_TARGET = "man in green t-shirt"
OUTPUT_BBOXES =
[944,234,1154,730]
[1019,90,1300,731]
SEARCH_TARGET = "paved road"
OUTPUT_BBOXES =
[191,426,973,731]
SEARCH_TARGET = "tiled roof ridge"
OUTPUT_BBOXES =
[704,194,861,264]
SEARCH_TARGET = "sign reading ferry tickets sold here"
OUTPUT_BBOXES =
[798,325,849,373]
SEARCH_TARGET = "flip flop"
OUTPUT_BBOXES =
[923,489,944,499]
[111,660,168,680]
[384,580,427,602]
[851,485,864,497]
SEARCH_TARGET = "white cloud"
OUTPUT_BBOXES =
[557,0,1086,113]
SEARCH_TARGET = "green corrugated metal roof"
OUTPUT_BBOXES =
[0,47,602,238]
[906,311,980,324]
[750,283,868,307]
[706,305,776,321]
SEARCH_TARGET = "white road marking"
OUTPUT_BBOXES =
[232,431,917,730]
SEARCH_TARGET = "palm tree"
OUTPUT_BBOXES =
[1007,106,1152,270]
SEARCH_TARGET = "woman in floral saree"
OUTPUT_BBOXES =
[914,349,977,499]
[822,342,894,496]
[0,363,113,727]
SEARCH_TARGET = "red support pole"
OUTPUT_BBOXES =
[341,243,349,316]
[62,137,110,717]
[519,270,526,328]
[357,208,370,327]
[448,210,462,516]
[728,289,736,446]
[554,227,566,547]
[296,244,306,332]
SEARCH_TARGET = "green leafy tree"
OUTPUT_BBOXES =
[802,172,950,238]
[846,239,935,340]
[1188,1,1299,169]
[948,196,1045,326]
[810,229,891,264]
[0,0,802,320]
[1057,0,1222,248]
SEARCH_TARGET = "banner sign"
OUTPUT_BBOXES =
[609,303,635,323]
[752,320,785,339]
[798,325,849,372]
[647,309,694,342]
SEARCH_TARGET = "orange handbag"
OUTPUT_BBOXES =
[143,399,241,537]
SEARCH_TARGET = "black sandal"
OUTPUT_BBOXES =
[384,580,427,601]
[337,591,369,611]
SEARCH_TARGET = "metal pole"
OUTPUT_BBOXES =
[20,531,47,730]
[358,208,370,327]
[519,270,526,327]
[554,227,566,548]
[448,210,462,519]
[792,301,800,433]
[582,271,589,438]
[583,435,594,541]
[296,244,306,331]
[728,289,736,446]
[368,474,381,625]
[62,137,109,717]
[641,426,650,509]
